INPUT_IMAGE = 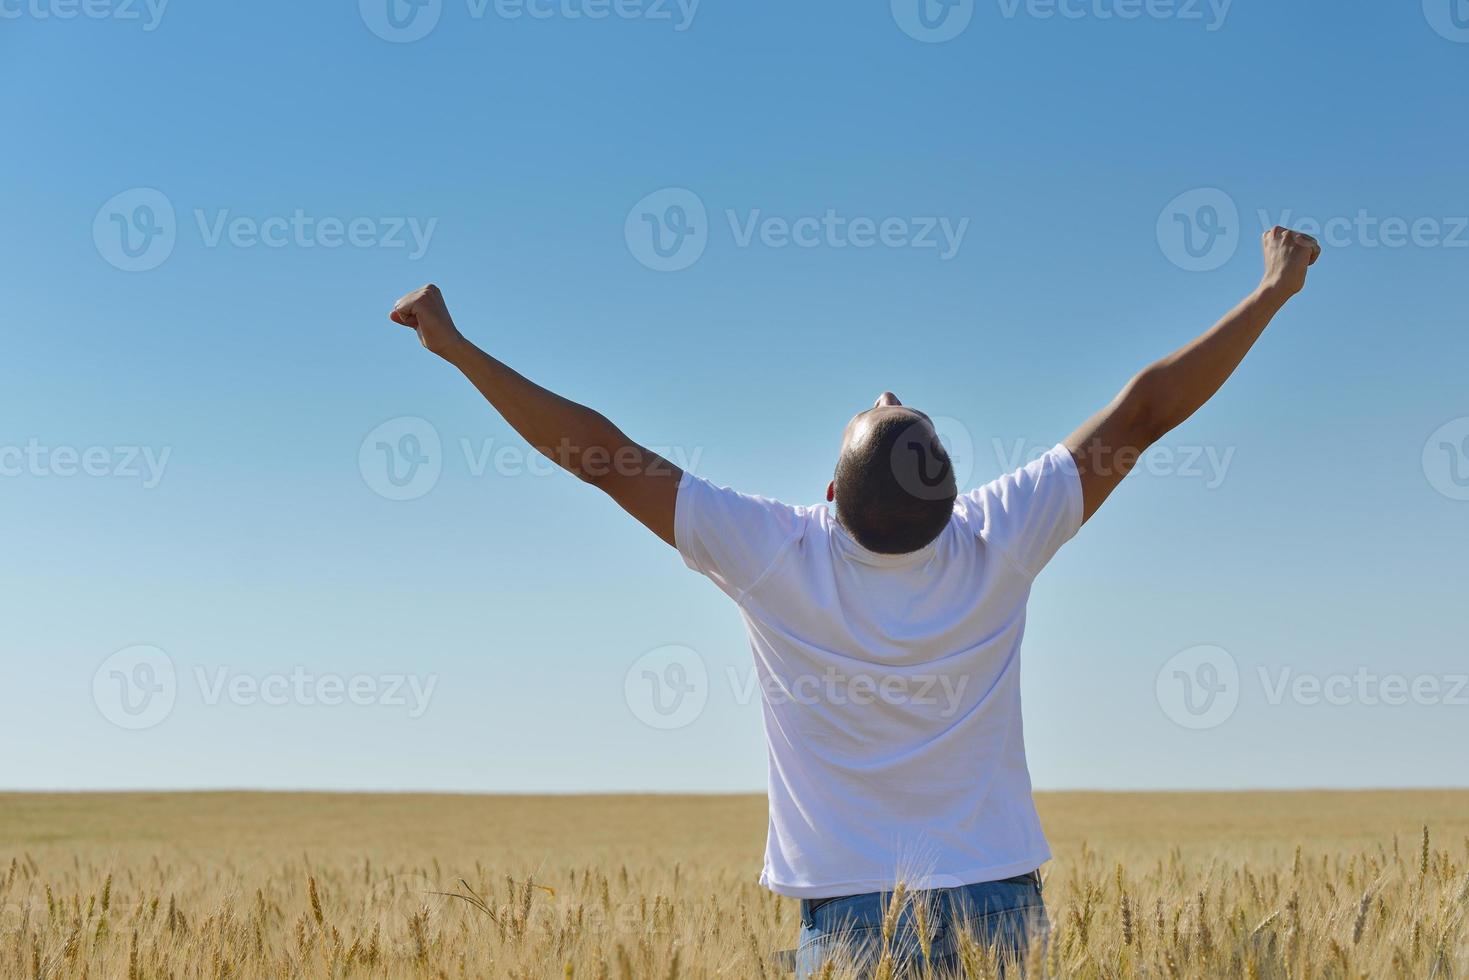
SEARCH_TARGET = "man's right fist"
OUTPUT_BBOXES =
[390,283,465,358]
[1260,226,1321,298]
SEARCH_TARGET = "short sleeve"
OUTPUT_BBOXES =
[960,444,1083,578]
[674,473,806,603]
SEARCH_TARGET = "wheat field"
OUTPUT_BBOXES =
[2,791,1467,978]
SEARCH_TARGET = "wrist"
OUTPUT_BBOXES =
[434,332,475,366]
[1254,278,1297,308]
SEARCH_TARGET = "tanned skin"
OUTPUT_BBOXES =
[1062,225,1320,520]
[388,226,1319,539]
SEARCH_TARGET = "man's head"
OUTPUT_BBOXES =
[828,392,957,555]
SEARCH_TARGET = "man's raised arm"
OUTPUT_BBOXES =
[1064,226,1321,522]
[388,285,681,546]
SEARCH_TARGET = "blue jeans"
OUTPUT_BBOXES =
[794,873,1047,978]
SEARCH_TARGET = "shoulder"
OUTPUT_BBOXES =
[676,472,813,530]
[674,473,818,600]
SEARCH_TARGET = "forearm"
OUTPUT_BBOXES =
[441,338,630,485]
[387,284,682,544]
[1064,226,1316,522]
[1130,282,1293,442]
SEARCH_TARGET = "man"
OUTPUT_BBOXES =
[387,227,1319,976]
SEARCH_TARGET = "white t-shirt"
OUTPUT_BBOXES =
[675,443,1083,899]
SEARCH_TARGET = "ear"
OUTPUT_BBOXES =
[826,480,835,503]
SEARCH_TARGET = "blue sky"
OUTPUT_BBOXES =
[2,0,1466,792]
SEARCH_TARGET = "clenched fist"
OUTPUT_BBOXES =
[390,283,465,358]
[1260,226,1321,299]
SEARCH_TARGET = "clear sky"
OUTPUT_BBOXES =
[2,0,1466,792]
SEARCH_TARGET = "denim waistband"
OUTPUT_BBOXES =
[803,869,1042,917]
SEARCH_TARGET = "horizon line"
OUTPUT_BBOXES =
[5,785,1468,796]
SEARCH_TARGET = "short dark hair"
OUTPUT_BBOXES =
[834,413,957,554]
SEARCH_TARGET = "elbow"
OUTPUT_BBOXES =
[577,462,612,490]
[565,441,635,490]
[536,414,629,488]
[528,439,605,487]
[1124,367,1174,446]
